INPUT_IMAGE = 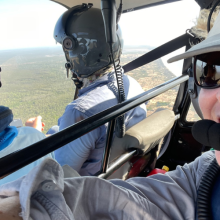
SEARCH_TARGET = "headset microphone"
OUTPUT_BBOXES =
[192,119,220,151]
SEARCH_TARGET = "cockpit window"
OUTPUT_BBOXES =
[120,0,200,76]
[0,0,71,133]
[0,0,200,128]
[186,103,202,122]
[120,0,200,114]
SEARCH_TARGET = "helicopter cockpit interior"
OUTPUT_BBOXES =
[1,0,220,218]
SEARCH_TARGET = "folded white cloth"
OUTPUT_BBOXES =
[0,151,215,220]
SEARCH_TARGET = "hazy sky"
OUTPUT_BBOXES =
[119,0,200,75]
[0,0,66,49]
[0,0,200,75]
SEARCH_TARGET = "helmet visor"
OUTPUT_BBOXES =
[193,56,220,89]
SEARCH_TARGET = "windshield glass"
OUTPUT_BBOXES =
[0,0,200,154]
[0,0,69,133]
[120,0,200,77]
[120,0,200,115]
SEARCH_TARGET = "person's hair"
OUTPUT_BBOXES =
[191,6,220,39]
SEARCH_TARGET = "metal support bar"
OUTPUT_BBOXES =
[74,87,79,100]
[0,75,189,178]
[173,37,193,114]
[123,33,194,74]
[98,150,137,179]
[101,119,116,174]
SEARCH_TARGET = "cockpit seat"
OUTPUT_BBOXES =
[107,109,176,179]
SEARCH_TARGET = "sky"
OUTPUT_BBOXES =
[0,0,200,75]
[119,0,200,76]
[0,0,66,49]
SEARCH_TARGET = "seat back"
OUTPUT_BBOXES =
[107,109,176,179]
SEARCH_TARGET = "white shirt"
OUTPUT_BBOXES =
[0,151,215,220]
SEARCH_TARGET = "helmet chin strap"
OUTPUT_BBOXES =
[72,77,83,89]
[64,62,83,89]
[71,72,83,89]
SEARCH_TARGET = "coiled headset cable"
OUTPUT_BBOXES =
[112,58,125,138]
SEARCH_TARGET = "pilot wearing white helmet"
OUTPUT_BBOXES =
[2,5,220,220]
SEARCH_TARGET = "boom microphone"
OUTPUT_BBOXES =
[192,119,220,150]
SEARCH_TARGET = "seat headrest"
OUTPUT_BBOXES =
[110,109,175,163]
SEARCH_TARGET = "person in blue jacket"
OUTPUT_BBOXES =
[52,6,147,176]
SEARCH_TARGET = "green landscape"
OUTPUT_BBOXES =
[0,47,74,132]
[0,46,199,133]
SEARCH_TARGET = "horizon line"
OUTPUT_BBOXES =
[0,44,155,52]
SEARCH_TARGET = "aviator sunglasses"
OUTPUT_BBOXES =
[193,55,220,89]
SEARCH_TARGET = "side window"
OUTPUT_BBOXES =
[0,0,71,133]
[186,102,202,122]
[121,51,180,115]
[120,0,200,115]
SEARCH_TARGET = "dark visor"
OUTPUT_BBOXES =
[193,56,220,89]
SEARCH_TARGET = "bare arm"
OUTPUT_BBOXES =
[25,116,45,132]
